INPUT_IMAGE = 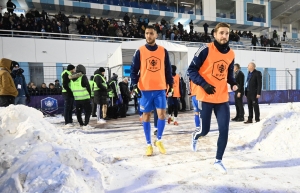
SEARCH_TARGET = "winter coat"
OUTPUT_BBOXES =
[11,68,29,97]
[93,69,108,105]
[0,58,18,97]
[68,65,91,101]
[119,81,131,103]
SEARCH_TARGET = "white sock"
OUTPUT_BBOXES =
[174,117,177,121]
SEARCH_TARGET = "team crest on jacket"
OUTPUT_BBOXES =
[146,56,161,72]
[212,60,227,81]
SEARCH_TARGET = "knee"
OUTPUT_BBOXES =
[143,112,151,122]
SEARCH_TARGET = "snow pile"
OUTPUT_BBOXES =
[0,105,104,193]
[234,103,300,158]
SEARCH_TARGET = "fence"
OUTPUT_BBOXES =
[1,30,300,53]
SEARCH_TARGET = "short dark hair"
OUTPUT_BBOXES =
[234,63,241,69]
[145,25,156,31]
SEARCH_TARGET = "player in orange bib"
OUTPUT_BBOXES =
[167,65,181,125]
[188,23,238,174]
[130,25,173,156]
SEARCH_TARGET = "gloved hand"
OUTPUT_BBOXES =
[26,95,31,104]
[203,84,216,95]
[167,85,173,97]
[133,84,142,98]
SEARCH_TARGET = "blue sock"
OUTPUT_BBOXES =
[194,114,200,128]
[143,122,151,144]
[157,118,165,140]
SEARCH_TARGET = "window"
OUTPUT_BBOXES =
[216,0,236,19]
[247,3,266,23]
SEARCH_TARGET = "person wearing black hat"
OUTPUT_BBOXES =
[54,79,62,90]
[93,67,108,123]
[61,64,76,126]
[11,63,30,105]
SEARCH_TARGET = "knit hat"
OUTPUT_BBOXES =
[99,67,105,72]
[12,61,19,68]
[67,64,75,71]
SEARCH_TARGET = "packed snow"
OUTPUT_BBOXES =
[1,103,300,193]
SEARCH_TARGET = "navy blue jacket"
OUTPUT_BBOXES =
[130,44,174,87]
[187,42,236,88]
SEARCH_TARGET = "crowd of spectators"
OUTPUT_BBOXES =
[27,80,62,96]
[0,8,70,34]
[76,14,212,43]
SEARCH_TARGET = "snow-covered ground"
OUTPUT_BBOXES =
[1,103,300,193]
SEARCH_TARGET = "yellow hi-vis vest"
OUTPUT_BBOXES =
[70,76,90,100]
[61,70,72,93]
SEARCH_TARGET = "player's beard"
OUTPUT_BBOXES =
[146,38,155,45]
[216,38,228,45]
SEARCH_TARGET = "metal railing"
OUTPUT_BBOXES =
[1,30,300,53]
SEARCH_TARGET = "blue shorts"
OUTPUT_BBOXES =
[140,90,166,113]
[192,95,200,112]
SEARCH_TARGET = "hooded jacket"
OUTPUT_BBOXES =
[68,64,91,97]
[11,68,29,97]
[93,69,108,105]
[0,58,18,97]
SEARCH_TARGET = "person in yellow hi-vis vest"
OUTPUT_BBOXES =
[93,67,108,124]
[61,64,76,127]
[89,75,97,117]
[69,64,93,129]
[188,22,238,174]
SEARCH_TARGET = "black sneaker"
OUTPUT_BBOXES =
[236,118,244,122]
[255,119,260,122]
[231,117,238,121]
[154,130,157,136]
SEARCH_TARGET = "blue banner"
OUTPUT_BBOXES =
[28,91,300,114]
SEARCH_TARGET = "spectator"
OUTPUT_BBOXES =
[0,58,18,107]
[48,83,58,95]
[251,35,258,50]
[144,16,149,27]
[203,23,209,35]
[272,30,278,42]
[178,22,183,33]
[123,13,130,26]
[189,20,194,33]
[54,79,61,89]
[6,0,16,15]
[28,83,39,96]
[40,83,48,95]
[247,31,253,38]
[11,63,30,105]
[131,15,137,26]
[283,31,286,41]
[119,77,131,116]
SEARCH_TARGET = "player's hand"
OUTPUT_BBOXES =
[203,84,216,95]
[167,85,173,97]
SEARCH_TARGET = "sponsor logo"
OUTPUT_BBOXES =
[212,60,228,81]
[146,56,161,72]
[41,97,58,113]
